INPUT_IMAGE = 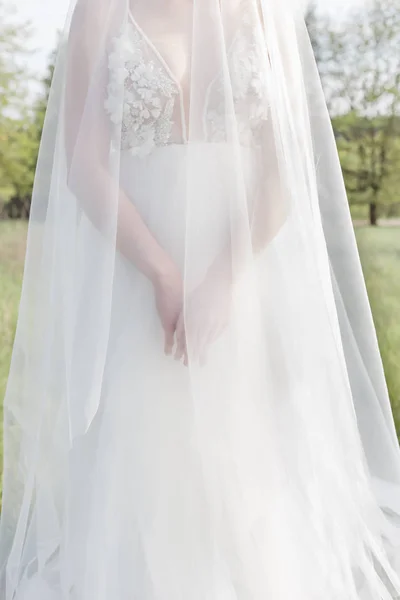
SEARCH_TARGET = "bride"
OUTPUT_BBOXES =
[1,0,400,598]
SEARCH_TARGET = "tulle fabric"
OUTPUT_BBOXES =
[1,0,400,598]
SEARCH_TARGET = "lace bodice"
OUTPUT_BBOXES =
[105,6,270,157]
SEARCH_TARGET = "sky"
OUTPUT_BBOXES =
[15,0,364,77]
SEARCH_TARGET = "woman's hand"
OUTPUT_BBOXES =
[152,262,183,356]
[174,264,233,366]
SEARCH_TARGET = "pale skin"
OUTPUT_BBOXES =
[67,0,187,359]
[67,0,284,366]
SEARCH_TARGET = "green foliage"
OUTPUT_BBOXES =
[0,221,27,462]
[0,2,34,203]
[0,3,30,112]
[305,3,321,65]
[0,2,56,215]
[30,47,56,165]
[314,0,400,223]
[324,0,400,116]
[0,120,37,202]
[304,2,331,76]
[333,112,400,217]
[356,226,400,431]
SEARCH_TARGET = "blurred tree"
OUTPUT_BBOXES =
[325,0,400,225]
[29,45,56,178]
[305,2,323,71]
[0,1,35,210]
[2,51,56,218]
[0,2,30,113]
[0,3,57,219]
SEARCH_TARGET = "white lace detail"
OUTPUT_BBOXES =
[105,8,269,156]
[105,23,180,157]
[205,8,270,146]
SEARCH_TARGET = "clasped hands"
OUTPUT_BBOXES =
[153,258,232,366]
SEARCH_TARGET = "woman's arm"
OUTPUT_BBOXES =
[64,0,182,352]
[64,0,179,284]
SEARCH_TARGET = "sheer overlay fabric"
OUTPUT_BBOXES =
[1,0,400,598]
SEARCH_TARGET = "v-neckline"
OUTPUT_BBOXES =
[128,9,189,142]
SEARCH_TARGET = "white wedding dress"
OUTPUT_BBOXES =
[2,2,400,599]
[61,19,274,596]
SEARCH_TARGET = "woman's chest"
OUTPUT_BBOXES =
[104,5,270,157]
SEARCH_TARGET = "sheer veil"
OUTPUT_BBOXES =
[1,0,400,598]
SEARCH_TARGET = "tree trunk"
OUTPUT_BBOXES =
[369,202,378,226]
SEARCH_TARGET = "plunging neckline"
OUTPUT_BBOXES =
[128,9,189,142]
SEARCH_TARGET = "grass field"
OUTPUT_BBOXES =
[356,226,400,430]
[0,221,27,430]
[0,220,399,435]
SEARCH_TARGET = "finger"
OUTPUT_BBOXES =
[208,318,228,346]
[190,328,200,364]
[164,326,175,356]
[199,345,207,367]
[181,329,189,367]
[179,323,189,366]
[180,334,188,366]
[175,316,186,362]
[199,320,224,366]
[175,337,185,362]
[198,325,214,367]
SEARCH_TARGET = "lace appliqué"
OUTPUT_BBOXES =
[105,23,179,157]
[105,8,270,157]
[205,9,270,146]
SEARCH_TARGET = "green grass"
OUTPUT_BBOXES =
[0,220,28,462]
[356,226,400,431]
[0,221,27,406]
[0,221,399,439]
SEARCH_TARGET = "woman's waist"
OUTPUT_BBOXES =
[119,141,262,199]
[120,141,262,169]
